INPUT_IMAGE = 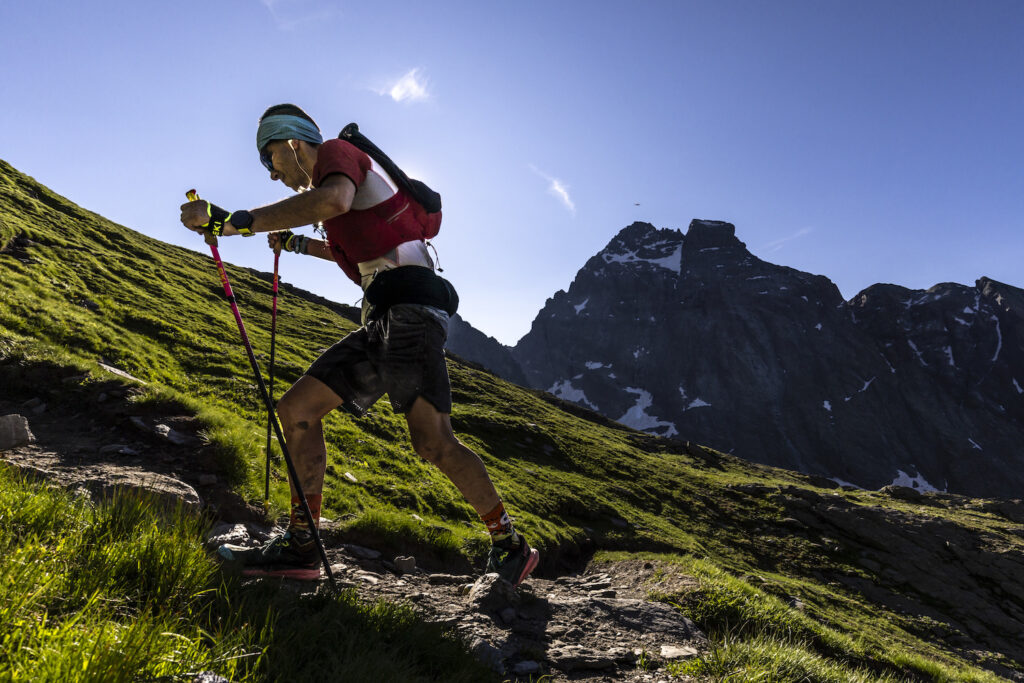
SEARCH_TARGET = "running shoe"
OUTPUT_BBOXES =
[486,534,540,588]
[217,529,320,580]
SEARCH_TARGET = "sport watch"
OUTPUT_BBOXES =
[231,209,255,236]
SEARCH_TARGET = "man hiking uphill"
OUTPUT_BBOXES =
[179,104,539,587]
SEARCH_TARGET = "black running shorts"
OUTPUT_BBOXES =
[305,304,452,416]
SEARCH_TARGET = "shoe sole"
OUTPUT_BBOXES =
[513,549,540,588]
[242,566,321,581]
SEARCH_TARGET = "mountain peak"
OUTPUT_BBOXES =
[595,222,684,274]
[683,219,744,250]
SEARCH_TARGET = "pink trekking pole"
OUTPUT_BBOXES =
[265,248,280,503]
[186,190,334,584]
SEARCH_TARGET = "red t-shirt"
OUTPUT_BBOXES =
[312,139,441,284]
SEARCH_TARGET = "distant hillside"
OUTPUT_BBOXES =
[2,159,1023,680]
[449,220,1024,498]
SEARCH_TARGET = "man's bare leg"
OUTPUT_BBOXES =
[276,375,343,498]
[404,396,500,515]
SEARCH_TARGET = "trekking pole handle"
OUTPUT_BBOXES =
[185,189,218,246]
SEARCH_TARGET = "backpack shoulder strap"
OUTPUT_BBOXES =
[338,123,442,214]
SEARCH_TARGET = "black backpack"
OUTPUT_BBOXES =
[338,123,442,214]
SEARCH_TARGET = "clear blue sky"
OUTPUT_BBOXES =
[2,1,1021,345]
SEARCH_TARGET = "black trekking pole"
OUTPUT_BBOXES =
[186,190,335,585]
[265,248,280,504]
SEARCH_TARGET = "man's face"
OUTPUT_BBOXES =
[261,140,308,192]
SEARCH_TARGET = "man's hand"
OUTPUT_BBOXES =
[267,230,289,254]
[179,200,232,236]
[269,229,310,255]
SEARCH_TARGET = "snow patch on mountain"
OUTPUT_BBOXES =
[548,380,598,411]
[891,469,943,493]
[618,388,678,437]
[602,241,682,274]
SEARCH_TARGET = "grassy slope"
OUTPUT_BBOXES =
[1,158,1019,681]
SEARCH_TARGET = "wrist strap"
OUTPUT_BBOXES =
[284,233,310,255]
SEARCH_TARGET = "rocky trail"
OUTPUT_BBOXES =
[0,365,709,682]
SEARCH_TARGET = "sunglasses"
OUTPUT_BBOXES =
[259,147,275,172]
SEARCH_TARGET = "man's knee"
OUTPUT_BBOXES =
[278,392,319,431]
[412,433,459,465]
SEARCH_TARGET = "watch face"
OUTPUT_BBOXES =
[234,210,254,231]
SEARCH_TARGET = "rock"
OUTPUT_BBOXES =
[343,471,358,483]
[205,523,251,548]
[96,362,146,384]
[191,673,229,683]
[97,472,201,512]
[468,637,505,673]
[0,414,34,450]
[156,423,202,447]
[468,573,521,612]
[547,645,616,671]
[329,563,348,574]
[344,544,381,560]
[499,607,518,624]
[355,572,380,585]
[512,660,541,675]
[427,573,472,586]
[881,485,924,502]
[198,474,217,486]
[393,555,416,574]
[98,444,139,456]
[660,644,699,659]
[21,398,42,409]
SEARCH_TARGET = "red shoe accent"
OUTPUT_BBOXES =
[242,566,321,581]
[514,548,540,587]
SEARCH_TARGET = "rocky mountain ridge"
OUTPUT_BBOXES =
[448,220,1024,498]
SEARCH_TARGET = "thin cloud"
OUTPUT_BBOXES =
[761,227,813,253]
[530,165,576,215]
[382,68,430,103]
[261,0,337,31]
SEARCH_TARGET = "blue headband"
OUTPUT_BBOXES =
[256,114,324,151]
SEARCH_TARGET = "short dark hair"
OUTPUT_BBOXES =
[259,103,320,132]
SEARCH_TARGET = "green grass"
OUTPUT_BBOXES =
[597,551,1005,682]
[0,467,495,682]
[2,158,1021,681]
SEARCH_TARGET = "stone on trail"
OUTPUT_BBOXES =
[468,636,505,673]
[205,523,252,549]
[660,644,699,659]
[512,660,541,675]
[468,572,521,612]
[393,555,416,574]
[547,645,617,671]
[0,414,34,450]
[344,544,381,560]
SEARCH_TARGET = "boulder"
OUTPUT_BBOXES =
[0,414,34,450]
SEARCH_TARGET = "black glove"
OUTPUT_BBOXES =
[200,202,232,237]
[275,230,310,254]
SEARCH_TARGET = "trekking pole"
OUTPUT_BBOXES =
[265,248,280,504]
[186,189,335,585]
